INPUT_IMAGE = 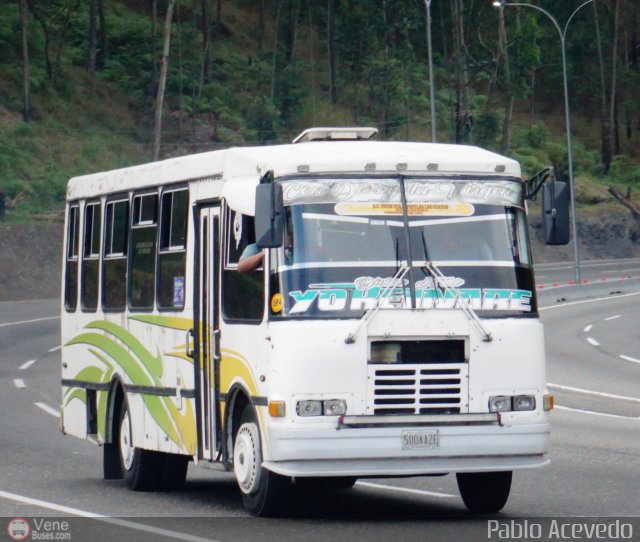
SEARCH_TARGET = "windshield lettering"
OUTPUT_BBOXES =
[287,280,532,314]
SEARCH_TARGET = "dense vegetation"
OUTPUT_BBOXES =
[0,0,638,221]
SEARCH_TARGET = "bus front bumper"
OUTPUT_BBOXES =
[262,420,550,478]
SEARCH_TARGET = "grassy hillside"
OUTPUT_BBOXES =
[0,0,639,223]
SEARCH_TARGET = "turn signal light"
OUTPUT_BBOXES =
[268,400,286,418]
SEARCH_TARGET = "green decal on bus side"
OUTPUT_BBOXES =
[65,323,185,450]
[87,321,164,381]
[64,388,86,408]
[129,315,193,331]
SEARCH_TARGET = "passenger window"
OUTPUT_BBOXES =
[158,189,188,309]
[64,204,79,311]
[222,208,264,321]
[103,199,129,310]
[81,202,101,311]
[129,193,158,310]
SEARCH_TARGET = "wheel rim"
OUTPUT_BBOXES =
[119,408,134,471]
[234,423,260,494]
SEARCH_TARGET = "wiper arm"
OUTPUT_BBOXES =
[345,263,410,344]
[426,260,493,343]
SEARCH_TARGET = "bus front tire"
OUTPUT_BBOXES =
[233,407,289,517]
[456,471,512,513]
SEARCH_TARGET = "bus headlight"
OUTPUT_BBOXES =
[296,399,348,417]
[296,400,323,417]
[488,396,511,413]
[323,399,347,416]
[489,394,537,412]
[513,395,536,411]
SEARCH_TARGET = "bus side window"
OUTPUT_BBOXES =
[158,189,188,309]
[64,204,79,311]
[221,208,264,322]
[129,193,158,310]
[81,201,101,311]
[103,198,129,311]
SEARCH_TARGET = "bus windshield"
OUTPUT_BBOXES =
[268,177,536,319]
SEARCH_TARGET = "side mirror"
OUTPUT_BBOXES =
[254,175,284,248]
[542,181,570,245]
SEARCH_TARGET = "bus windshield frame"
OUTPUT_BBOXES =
[268,175,536,320]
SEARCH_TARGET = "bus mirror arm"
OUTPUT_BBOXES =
[524,166,554,200]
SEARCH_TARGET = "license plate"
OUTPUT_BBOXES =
[401,430,440,450]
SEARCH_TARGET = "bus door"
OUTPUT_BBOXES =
[194,205,221,461]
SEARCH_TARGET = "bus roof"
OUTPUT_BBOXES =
[66,140,521,213]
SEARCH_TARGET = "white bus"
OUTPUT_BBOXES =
[61,127,568,516]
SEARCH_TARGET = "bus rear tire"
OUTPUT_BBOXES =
[296,477,357,489]
[456,471,512,513]
[118,399,161,491]
[157,453,189,491]
[103,441,123,480]
[233,407,289,517]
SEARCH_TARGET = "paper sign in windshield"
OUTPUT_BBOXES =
[334,202,475,217]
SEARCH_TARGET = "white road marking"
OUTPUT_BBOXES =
[539,291,640,311]
[0,316,60,328]
[35,402,60,418]
[48,345,62,352]
[586,337,600,346]
[535,260,640,272]
[19,359,37,370]
[583,325,592,333]
[13,379,26,389]
[0,490,221,542]
[547,383,640,404]
[601,268,640,274]
[555,405,640,422]
[619,354,640,365]
[604,315,621,321]
[356,481,456,499]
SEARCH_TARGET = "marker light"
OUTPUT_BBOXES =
[489,396,511,413]
[513,395,536,411]
[323,399,347,416]
[296,400,323,417]
[543,394,554,411]
[268,400,286,418]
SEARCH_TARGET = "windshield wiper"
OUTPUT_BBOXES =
[425,260,493,342]
[345,263,410,344]
[418,230,492,342]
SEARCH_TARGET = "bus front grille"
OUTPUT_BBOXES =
[367,363,469,415]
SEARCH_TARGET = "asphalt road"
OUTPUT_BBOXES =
[1,260,639,542]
